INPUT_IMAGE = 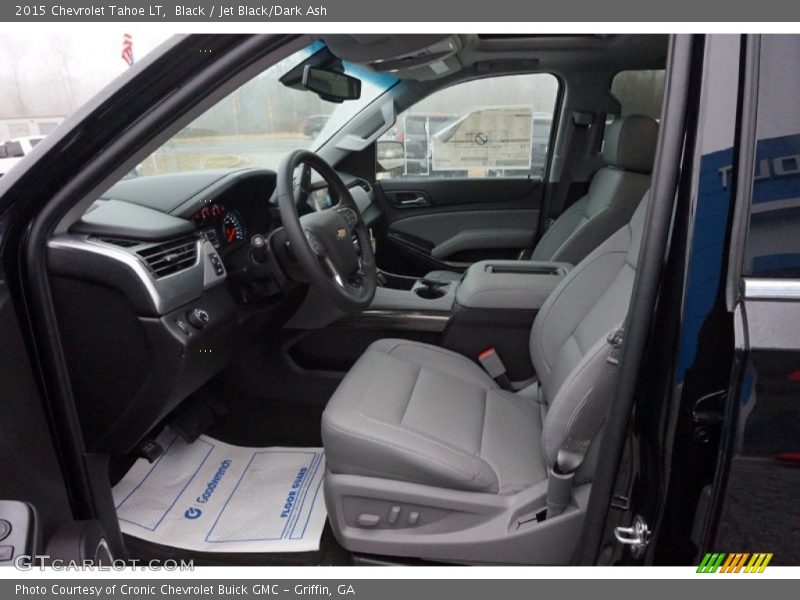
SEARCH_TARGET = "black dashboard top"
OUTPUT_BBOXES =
[72,166,373,245]
[99,168,276,216]
[71,199,196,242]
[72,168,278,243]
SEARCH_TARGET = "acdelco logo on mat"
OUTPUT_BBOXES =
[697,552,773,573]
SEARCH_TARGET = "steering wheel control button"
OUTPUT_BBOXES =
[339,208,358,229]
[0,520,11,542]
[305,231,325,256]
[0,545,13,562]
[187,308,210,329]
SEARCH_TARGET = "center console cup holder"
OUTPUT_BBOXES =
[415,284,447,300]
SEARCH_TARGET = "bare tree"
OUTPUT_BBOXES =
[39,33,78,112]
[0,34,29,117]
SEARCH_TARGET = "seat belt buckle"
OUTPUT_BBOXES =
[478,348,512,389]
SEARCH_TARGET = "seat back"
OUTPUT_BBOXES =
[531,115,657,265]
[530,192,649,469]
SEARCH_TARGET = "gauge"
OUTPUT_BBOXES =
[193,202,223,223]
[222,211,246,244]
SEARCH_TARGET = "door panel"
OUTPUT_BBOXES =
[0,277,73,545]
[710,35,800,565]
[375,176,543,276]
[372,73,558,277]
[714,297,800,565]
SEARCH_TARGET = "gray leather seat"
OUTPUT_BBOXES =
[425,114,657,284]
[322,338,547,494]
[322,193,650,562]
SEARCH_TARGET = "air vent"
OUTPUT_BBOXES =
[136,236,198,279]
[95,237,140,248]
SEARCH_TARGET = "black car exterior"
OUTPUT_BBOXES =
[583,34,800,567]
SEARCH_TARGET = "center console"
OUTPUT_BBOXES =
[454,260,570,310]
[375,270,456,307]
[440,260,571,381]
[290,260,569,379]
[366,261,569,381]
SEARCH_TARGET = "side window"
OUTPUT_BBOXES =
[743,36,800,278]
[377,73,559,180]
[610,69,665,120]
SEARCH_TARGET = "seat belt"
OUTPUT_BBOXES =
[546,326,624,518]
[545,111,594,229]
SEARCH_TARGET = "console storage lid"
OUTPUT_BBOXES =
[456,260,572,310]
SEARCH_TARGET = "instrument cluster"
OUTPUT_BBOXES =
[192,201,246,249]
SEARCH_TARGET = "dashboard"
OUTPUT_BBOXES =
[45,166,376,455]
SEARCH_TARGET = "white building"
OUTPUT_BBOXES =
[0,116,63,141]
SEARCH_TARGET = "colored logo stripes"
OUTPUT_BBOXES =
[697,552,773,573]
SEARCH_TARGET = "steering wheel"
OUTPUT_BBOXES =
[276,150,377,313]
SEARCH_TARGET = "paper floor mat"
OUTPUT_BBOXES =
[113,429,327,553]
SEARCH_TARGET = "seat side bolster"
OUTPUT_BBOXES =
[540,330,617,467]
[322,413,500,493]
[530,225,633,394]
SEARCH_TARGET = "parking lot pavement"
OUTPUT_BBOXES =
[150,135,311,173]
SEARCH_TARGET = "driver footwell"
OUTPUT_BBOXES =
[113,428,329,556]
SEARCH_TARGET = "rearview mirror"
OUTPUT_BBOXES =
[302,66,361,103]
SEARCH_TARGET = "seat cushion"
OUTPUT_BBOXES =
[322,339,546,494]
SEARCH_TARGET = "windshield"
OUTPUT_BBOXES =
[135,42,396,177]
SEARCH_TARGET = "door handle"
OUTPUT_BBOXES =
[398,196,430,208]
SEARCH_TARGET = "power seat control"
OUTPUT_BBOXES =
[187,308,210,329]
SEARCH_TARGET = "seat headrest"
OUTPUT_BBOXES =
[602,115,659,174]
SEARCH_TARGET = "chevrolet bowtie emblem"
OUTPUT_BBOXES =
[337,228,347,240]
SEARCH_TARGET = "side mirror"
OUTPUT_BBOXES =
[376,140,405,175]
[302,66,361,103]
